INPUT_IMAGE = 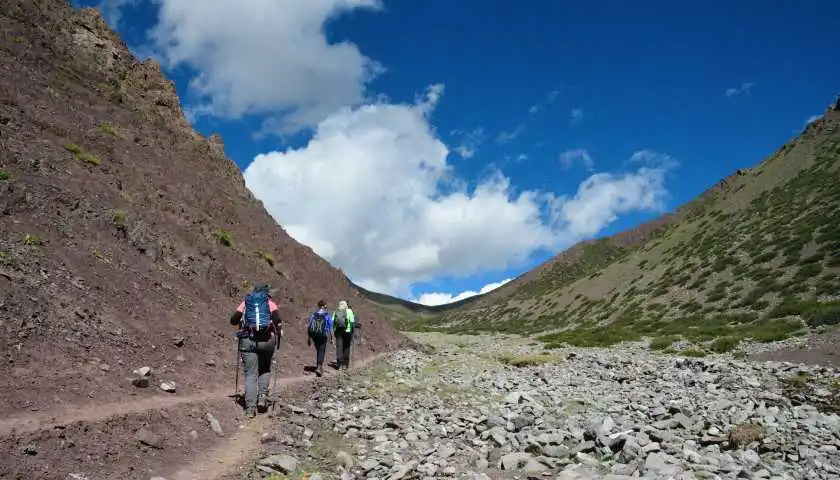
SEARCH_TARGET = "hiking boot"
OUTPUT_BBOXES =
[245,406,257,419]
[257,393,267,410]
[316,366,323,377]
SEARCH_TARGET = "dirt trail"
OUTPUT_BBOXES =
[0,352,388,439]
[163,352,388,480]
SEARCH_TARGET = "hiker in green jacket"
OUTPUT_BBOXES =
[333,300,355,370]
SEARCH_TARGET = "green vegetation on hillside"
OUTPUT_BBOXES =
[369,107,840,351]
[514,239,632,299]
[65,142,101,166]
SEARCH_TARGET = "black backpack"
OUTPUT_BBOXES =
[308,310,328,338]
[334,309,348,331]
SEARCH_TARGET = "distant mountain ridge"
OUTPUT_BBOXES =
[360,99,840,349]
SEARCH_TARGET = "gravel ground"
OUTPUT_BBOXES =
[242,332,840,480]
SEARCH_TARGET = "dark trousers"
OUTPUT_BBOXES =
[335,331,353,368]
[311,335,327,369]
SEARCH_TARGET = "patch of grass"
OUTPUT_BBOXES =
[99,121,118,137]
[0,170,10,180]
[515,239,629,299]
[802,301,840,328]
[256,250,275,267]
[794,263,823,281]
[22,233,42,246]
[709,336,740,353]
[499,353,562,367]
[310,428,356,458]
[64,142,101,166]
[90,248,107,262]
[212,229,234,247]
[680,348,707,357]
[728,422,767,448]
[538,324,640,348]
[112,209,126,226]
[649,335,680,350]
[751,251,777,265]
[750,319,803,342]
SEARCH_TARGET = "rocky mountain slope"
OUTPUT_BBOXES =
[376,98,840,361]
[0,1,408,478]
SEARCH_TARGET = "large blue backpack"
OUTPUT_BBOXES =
[242,286,271,332]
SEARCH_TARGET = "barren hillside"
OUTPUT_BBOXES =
[386,98,840,361]
[0,1,408,478]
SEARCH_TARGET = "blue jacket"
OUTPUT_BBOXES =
[308,308,333,335]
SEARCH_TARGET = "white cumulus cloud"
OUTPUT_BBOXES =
[559,148,594,171]
[243,85,567,296]
[146,0,384,134]
[414,278,513,306]
[725,81,756,98]
[97,0,142,29]
[131,0,678,298]
[244,85,675,296]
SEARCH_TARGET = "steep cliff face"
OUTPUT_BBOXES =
[0,0,407,459]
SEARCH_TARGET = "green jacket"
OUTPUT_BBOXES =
[333,308,355,333]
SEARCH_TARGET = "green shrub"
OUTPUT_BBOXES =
[765,297,805,319]
[22,233,42,246]
[65,142,101,166]
[112,209,126,226]
[499,354,562,367]
[100,121,118,137]
[802,302,840,328]
[649,335,680,350]
[709,336,740,353]
[256,250,275,267]
[212,229,234,247]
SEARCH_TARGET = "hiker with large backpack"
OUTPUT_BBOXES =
[229,284,282,418]
[306,300,333,377]
[333,300,355,370]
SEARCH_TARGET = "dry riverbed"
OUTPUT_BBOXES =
[240,332,840,480]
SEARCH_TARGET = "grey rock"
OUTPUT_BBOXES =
[134,429,162,449]
[253,342,840,480]
[387,460,418,480]
[499,452,531,470]
[542,445,571,458]
[159,381,176,393]
[336,450,354,468]
[206,413,223,436]
[258,453,298,474]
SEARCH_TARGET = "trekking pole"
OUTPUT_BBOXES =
[270,331,280,414]
[232,334,240,399]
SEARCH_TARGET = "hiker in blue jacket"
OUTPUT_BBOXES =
[306,299,333,377]
[230,284,283,418]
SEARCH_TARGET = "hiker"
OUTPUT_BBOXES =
[345,301,361,367]
[307,300,333,377]
[333,300,356,370]
[229,284,282,418]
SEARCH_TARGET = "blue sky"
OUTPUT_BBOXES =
[75,0,839,305]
